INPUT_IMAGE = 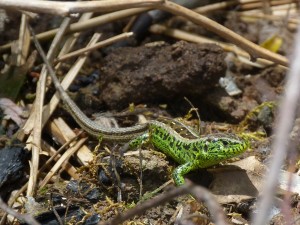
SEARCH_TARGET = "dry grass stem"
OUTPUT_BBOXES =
[0,8,149,53]
[43,141,79,179]
[43,140,79,179]
[0,132,82,225]
[103,182,227,225]
[194,0,242,14]
[22,32,99,138]
[0,198,40,225]
[49,117,94,166]
[27,18,71,196]
[46,33,100,124]
[19,18,95,139]
[0,0,163,15]
[252,22,300,225]
[56,12,94,61]
[243,3,298,16]
[237,11,299,24]
[16,14,30,66]
[159,1,289,66]
[194,0,297,13]
[240,0,296,11]
[56,32,133,62]
[39,137,87,188]
[149,24,276,68]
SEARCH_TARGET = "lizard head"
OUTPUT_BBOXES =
[197,133,249,167]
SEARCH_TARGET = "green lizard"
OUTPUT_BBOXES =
[55,77,249,186]
[32,36,249,186]
[128,121,249,185]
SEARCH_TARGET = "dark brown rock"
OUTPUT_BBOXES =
[99,41,227,109]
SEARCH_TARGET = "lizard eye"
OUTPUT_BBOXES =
[222,140,229,146]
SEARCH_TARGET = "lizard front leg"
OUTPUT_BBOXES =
[172,161,197,186]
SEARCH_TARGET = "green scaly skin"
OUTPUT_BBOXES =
[129,120,249,186]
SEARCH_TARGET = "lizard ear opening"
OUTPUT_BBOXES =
[202,144,209,152]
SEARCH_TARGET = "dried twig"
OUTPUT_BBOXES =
[56,32,133,62]
[0,132,82,225]
[251,23,300,225]
[0,0,163,15]
[27,18,71,196]
[40,137,87,188]
[0,8,149,53]
[22,30,101,195]
[0,198,40,225]
[15,14,30,66]
[101,182,227,225]
[149,24,276,68]
[158,1,288,66]
[22,27,99,141]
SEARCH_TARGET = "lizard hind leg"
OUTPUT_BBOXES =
[128,133,150,149]
[119,133,149,155]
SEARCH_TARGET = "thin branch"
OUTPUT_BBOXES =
[49,193,64,225]
[56,32,133,62]
[0,8,149,53]
[27,18,71,196]
[0,131,82,225]
[158,1,289,66]
[0,198,40,225]
[0,0,163,16]
[39,138,87,188]
[16,14,30,66]
[251,22,300,225]
[149,24,277,68]
[22,29,100,139]
[101,182,226,225]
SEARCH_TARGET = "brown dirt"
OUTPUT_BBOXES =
[99,41,227,109]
